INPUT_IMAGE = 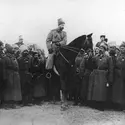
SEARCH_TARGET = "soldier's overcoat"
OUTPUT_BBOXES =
[4,53,22,101]
[112,54,125,105]
[88,54,113,101]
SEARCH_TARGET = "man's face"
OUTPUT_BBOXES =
[58,24,65,31]
[88,51,93,57]
[99,46,105,53]
[100,37,105,41]
[34,54,39,59]
[22,50,28,56]
[120,46,125,54]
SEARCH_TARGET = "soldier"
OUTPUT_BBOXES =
[116,46,120,56]
[96,35,108,49]
[30,51,46,105]
[107,42,116,108]
[46,18,67,69]
[94,47,100,56]
[12,44,21,59]
[0,41,6,107]
[75,48,85,76]
[4,44,22,108]
[80,49,94,105]
[88,44,113,110]
[70,48,85,104]
[18,48,32,106]
[112,42,125,110]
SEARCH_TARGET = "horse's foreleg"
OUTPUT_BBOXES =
[60,76,69,110]
[60,79,67,103]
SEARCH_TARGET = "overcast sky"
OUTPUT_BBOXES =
[0,0,125,52]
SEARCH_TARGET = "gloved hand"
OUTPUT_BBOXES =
[55,42,61,46]
[48,48,53,54]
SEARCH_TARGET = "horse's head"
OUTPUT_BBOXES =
[81,33,93,51]
[68,33,93,51]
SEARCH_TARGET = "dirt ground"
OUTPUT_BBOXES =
[0,102,125,125]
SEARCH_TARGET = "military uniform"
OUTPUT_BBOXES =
[88,54,113,102]
[46,18,67,69]
[30,55,46,101]
[46,28,67,50]
[80,53,94,103]
[4,44,22,102]
[18,53,32,104]
[75,50,85,77]
[0,52,6,105]
[112,54,125,107]
[96,41,108,50]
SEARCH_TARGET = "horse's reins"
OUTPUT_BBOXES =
[59,51,70,64]
[61,46,79,53]
[58,45,80,66]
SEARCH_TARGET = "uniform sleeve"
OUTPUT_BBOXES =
[60,31,67,45]
[46,31,53,50]
[108,56,113,83]
[28,57,32,73]
[79,57,85,77]
[96,42,100,47]
[3,57,7,81]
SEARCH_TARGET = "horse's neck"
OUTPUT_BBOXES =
[60,47,78,65]
[68,41,81,49]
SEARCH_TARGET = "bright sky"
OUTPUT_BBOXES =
[0,0,125,53]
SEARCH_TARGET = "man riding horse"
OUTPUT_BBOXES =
[46,18,93,110]
[46,18,67,69]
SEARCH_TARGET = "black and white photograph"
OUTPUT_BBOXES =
[0,0,125,124]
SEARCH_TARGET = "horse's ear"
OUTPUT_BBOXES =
[87,33,93,38]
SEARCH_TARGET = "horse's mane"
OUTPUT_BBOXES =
[67,35,86,47]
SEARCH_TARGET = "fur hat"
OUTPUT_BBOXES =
[5,44,14,53]
[58,18,65,26]
[120,42,125,48]
[20,45,28,53]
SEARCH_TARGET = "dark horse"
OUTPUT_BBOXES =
[54,33,93,108]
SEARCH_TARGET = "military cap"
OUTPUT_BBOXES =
[5,43,14,53]
[100,35,106,38]
[120,41,125,48]
[58,18,65,26]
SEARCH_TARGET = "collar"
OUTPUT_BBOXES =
[56,28,62,33]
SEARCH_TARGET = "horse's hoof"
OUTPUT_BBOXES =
[60,104,69,111]
[60,106,67,111]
